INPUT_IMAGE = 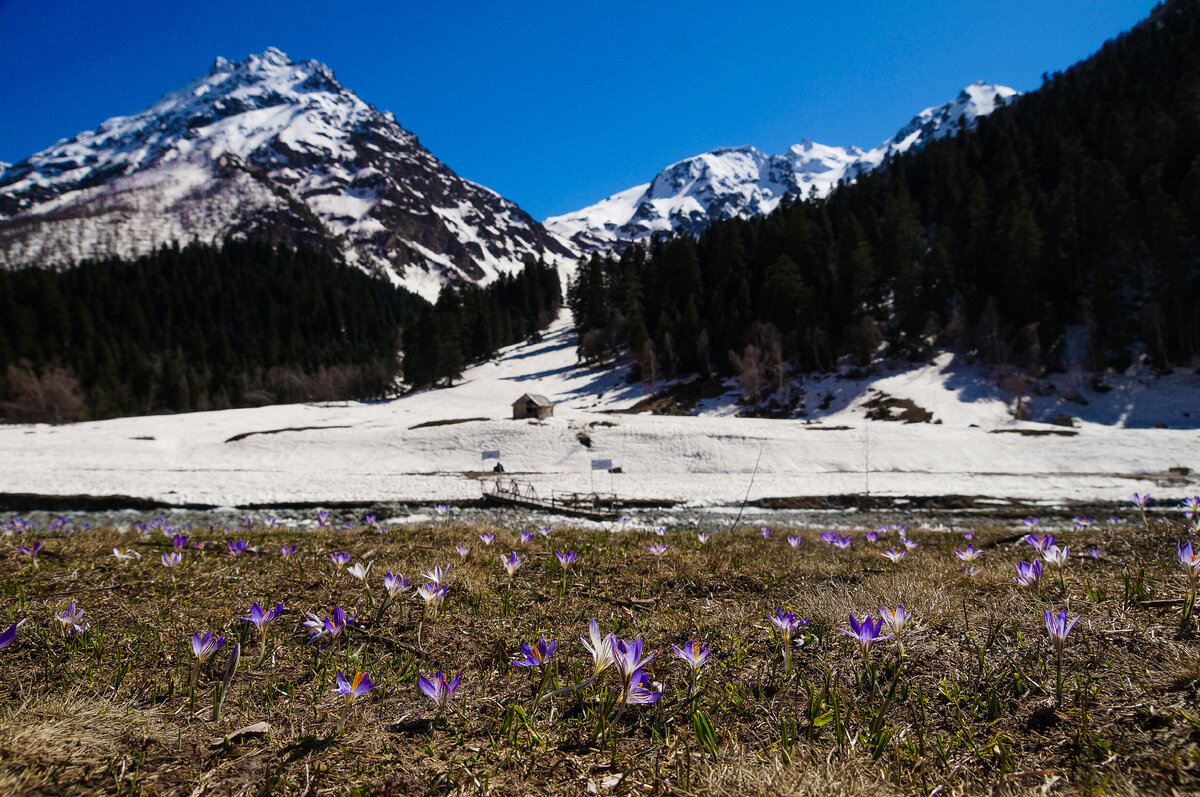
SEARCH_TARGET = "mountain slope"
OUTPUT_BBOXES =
[0,48,572,300]
[547,82,1019,252]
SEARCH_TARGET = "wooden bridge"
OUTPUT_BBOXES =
[481,478,622,520]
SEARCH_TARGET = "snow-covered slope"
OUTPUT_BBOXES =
[0,48,572,301]
[2,309,1196,509]
[548,82,1020,253]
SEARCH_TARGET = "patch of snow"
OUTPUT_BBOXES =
[3,310,1197,508]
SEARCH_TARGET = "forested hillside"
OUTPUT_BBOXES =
[0,241,561,422]
[569,0,1200,393]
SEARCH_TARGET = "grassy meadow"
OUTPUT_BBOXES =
[0,510,1197,796]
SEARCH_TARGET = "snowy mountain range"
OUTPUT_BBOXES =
[546,82,1020,253]
[0,48,571,301]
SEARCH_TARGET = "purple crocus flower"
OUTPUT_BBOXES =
[161,552,182,568]
[56,601,89,636]
[833,535,852,550]
[1025,534,1055,554]
[839,614,892,657]
[519,531,535,544]
[1086,546,1102,560]
[0,620,17,650]
[901,536,920,551]
[555,550,578,569]
[879,604,910,640]
[303,606,354,643]
[317,511,329,527]
[479,532,496,546]
[820,532,836,545]
[172,534,189,549]
[1013,560,1043,587]
[864,531,879,543]
[1042,545,1070,569]
[364,514,376,526]
[1132,491,1150,509]
[16,541,43,567]
[696,532,711,544]
[383,572,411,596]
[537,526,553,538]
[1022,516,1041,527]
[191,631,226,662]
[1072,516,1093,530]
[417,582,449,617]
[962,530,974,540]
[418,670,461,709]
[761,527,772,538]
[670,639,712,677]
[242,602,283,633]
[1044,609,1080,657]
[434,504,450,518]
[610,636,660,704]
[955,544,983,563]
[647,542,668,557]
[228,539,248,556]
[512,636,557,667]
[280,544,297,557]
[334,670,375,703]
[501,552,526,576]
[788,535,803,548]
[654,526,667,537]
[769,607,807,646]
[881,548,906,564]
[1182,496,1200,519]
[1178,541,1200,587]
[456,544,472,558]
[330,551,352,570]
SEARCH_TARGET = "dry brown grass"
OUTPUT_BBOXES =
[0,515,1197,795]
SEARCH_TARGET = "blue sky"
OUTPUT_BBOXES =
[0,1,1160,220]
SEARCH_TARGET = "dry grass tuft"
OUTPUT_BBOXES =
[0,693,166,795]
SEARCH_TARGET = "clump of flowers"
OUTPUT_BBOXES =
[610,635,660,705]
[55,601,89,637]
[1013,560,1043,588]
[303,606,354,647]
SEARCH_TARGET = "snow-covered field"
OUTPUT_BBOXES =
[3,312,1199,508]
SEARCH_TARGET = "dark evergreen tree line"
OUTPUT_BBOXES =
[402,259,562,388]
[0,240,424,422]
[570,0,1200,392]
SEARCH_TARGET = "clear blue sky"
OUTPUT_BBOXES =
[0,0,1160,220]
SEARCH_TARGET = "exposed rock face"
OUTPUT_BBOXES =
[0,48,573,300]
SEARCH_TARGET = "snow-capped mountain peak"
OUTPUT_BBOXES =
[546,83,1021,253]
[0,48,571,300]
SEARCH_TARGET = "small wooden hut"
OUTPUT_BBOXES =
[512,393,554,420]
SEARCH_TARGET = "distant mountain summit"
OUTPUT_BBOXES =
[0,48,571,300]
[546,82,1019,253]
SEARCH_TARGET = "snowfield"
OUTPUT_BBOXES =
[3,312,1199,509]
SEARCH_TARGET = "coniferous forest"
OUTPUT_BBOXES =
[0,240,560,422]
[569,0,1200,395]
